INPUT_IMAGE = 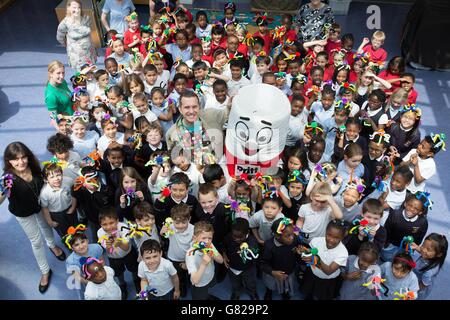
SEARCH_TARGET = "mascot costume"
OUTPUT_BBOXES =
[225,84,290,176]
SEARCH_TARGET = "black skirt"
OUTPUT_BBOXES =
[299,267,342,300]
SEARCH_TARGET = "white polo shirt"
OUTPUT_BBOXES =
[138,257,177,296]
[186,242,218,287]
[167,223,194,262]
[310,236,348,279]
[402,149,436,193]
[84,266,122,300]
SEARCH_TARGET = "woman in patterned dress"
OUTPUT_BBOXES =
[56,0,97,71]
[294,0,335,42]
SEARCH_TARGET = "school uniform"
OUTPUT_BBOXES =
[360,102,389,138]
[71,131,100,160]
[387,123,421,160]
[413,255,440,300]
[282,189,307,222]
[343,219,386,255]
[133,224,160,255]
[138,258,177,299]
[402,149,436,193]
[286,110,309,147]
[339,255,380,300]
[172,164,203,197]
[385,105,402,124]
[227,76,251,97]
[298,203,333,244]
[114,185,152,221]
[154,194,200,227]
[336,161,365,195]
[249,210,285,242]
[332,134,368,163]
[195,203,229,251]
[381,261,419,300]
[84,266,122,300]
[97,133,125,155]
[334,195,362,223]
[310,102,335,125]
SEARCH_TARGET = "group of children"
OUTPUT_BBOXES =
[19,2,450,300]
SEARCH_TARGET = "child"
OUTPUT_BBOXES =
[195,10,212,39]
[401,73,418,105]
[143,64,158,96]
[344,198,387,255]
[388,105,421,159]
[286,94,308,147]
[334,118,368,165]
[337,83,359,117]
[202,164,229,204]
[168,73,188,107]
[97,117,125,158]
[296,182,344,243]
[412,233,448,300]
[335,179,364,223]
[250,55,271,84]
[97,206,140,299]
[222,218,259,300]
[161,203,195,298]
[211,23,226,53]
[133,201,160,255]
[354,70,392,107]
[82,257,122,300]
[380,253,419,300]
[261,217,300,300]
[186,221,224,299]
[150,87,175,135]
[336,143,365,195]
[305,162,342,196]
[109,36,132,69]
[221,2,238,25]
[105,85,133,130]
[172,151,202,197]
[116,166,152,221]
[339,242,381,300]
[322,98,351,161]
[253,12,273,55]
[138,239,180,300]
[249,194,285,246]
[378,56,406,94]
[359,89,388,138]
[89,69,109,103]
[154,54,171,91]
[212,48,229,73]
[46,133,82,182]
[227,59,251,97]
[123,12,141,51]
[154,172,200,227]
[301,137,327,179]
[205,79,229,110]
[72,89,91,115]
[309,85,335,125]
[165,29,192,63]
[147,151,171,203]
[40,163,78,238]
[195,183,229,251]
[71,115,100,160]
[131,93,158,130]
[401,134,445,193]
[141,123,167,165]
[382,192,431,262]
[325,23,342,54]
[105,57,123,86]
[283,170,308,221]
[300,219,349,300]
[125,73,145,103]
[357,30,387,67]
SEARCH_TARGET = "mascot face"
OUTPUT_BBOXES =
[225,84,290,173]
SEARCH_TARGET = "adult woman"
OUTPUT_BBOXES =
[294,0,335,42]
[166,91,229,165]
[0,142,66,293]
[101,0,135,34]
[45,60,74,116]
[56,0,97,71]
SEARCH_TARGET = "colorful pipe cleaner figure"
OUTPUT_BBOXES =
[353,52,370,64]
[131,47,141,64]
[73,170,99,191]
[291,73,307,84]
[145,155,170,167]
[399,103,422,119]
[349,217,372,240]
[400,236,414,255]
[136,286,158,300]
[98,230,127,254]
[339,82,355,93]
[70,73,87,88]
[140,24,152,32]
[0,173,14,197]
[430,133,446,151]
[276,217,293,235]
[233,173,252,186]
[239,242,259,264]
[414,191,433,211]
[120,219,151,239]
[314,163,332,180]
[393,288,417,300]
[304,121,324,137]
[124,188,137,207]
[80,256,103,279]
[272,25,286,40]
[369,129,391,145]
[302,247,320,269]
[158,186,171,202]
[362,275,389,299]
[333,98,352,112]
[71,87,88,101]
[72,111,89,123]
[126,11,138,22]
[62,224,87,250]
[162,217,176,238]
[305,84,321,98]
[253,12,274,26]
[190,241,219,257]
[344,178,366,194]
[224,197,251,223]
[42,156,68,169]
[274,72,287,80]
[83,150,101,168]
[127,132,143,150]
[264,186,279,200]
[287,170,308,185]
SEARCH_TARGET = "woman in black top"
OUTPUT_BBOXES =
[0,142,66,293]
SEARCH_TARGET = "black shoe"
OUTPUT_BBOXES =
[39,270,52,294]
[264,289,272,300]
[282,292,291,300]
[120,284,128,300]
[50,247,66,261]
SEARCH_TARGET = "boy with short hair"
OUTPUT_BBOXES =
[250,56,271,84]
[143,64,158,96]
[357,30,387,66]
[133,201,160,254]
[202,164,229,204]
[186,221,224,300]
[138,239,180,300]
[286,94,308,147]
[227,59,251,96]
[204,79,229,110]
[250,195,285,246]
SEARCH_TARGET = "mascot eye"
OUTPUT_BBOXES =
[235,121,249,142]
[256,127,272,145]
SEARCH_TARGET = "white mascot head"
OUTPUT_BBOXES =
[225,84,290,176]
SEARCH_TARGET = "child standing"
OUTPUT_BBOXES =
[40,163,77,239]
[283,170,308,222]
[172,151,203,197]
[412,233,448,300]
[249,195,285,246]
[109,36,132,69]
[202,164,229,205]
[223,218,259,300]
[138,239,180,300]
[186,221,224,300]
[286,94,308,147]
[82,257,122,300]
[334,179,364,223]
[339,241,381,300]
[97,206,139,300]
[380,253,419,300]
[123,12,141,51]
[150,87,175,136]
[132,201,160,255]
[131,93,158,130]
[336,143,365,195]
[71,115,100,160]
[143,64,158,96]
[401,73,418,105]
[261,217,300,300]
[309,85,336,125]
[300,219,349,300]
[388,105,421,159]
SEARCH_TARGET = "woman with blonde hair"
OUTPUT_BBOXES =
[45,60,74,116]
[56,0,97,71]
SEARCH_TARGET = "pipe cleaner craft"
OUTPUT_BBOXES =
[121,219,151,239]
[253,12,274,26]
[162,217,176,238]
[126,12,138,22]
[98,230,127,254]
[304,121,324,137]
[233,173,252,186]
[291,74,307,84]
[80,256,103,279]
[189,241,219,257]
[62,224,87,250]
[314,163,334,181]
[0,173,14,197]
[344,178,366,194]
[274,72,287,80]
[42,156,68,169]
[276,217,293,235]
[369,129,391,145]
[362,275,389,299]
[239,242,259,263]
[349,217,372,240]
[73,170,99,191]
[287,170,308,185]
[399,103,422,119]
[136,286,158,300]
[400,236,414,255]
[301,247,320,269]
[124,188,137,207]
[224,197,251,223]
[334,98,352,112]
[158,186,171,203]
[393,288,417,300]
[108,34,123,47]
[127,132,143,150]
[145,155,170,167]
[72,111,89,124]
[430,133,446,151]
[83,150,101,168]
[305,85,321,99]
[272,25,286,40]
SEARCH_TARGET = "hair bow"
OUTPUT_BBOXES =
[239,242,259,264]
[72,111,89,124]
[126,12,138,22]
[224,2,236,11]
[369,129,390,144]
[304,121,324,136]
[127,132,143,150]
[212,20,224,29]
[414,191,433,211]
[274,72,286,80]
[80,256,104,279]
[190,241,219,257]
[291,74,307,84]
[0,174,14,197]
[73,170,99,191]
[287,170,308,185]
[108,34,123,47]
[400,103,421,119]
[42,156,68,169]
[430,133,446,151]
[276,217,293,234]
[62,224,87,250]
[339,82,355,93]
